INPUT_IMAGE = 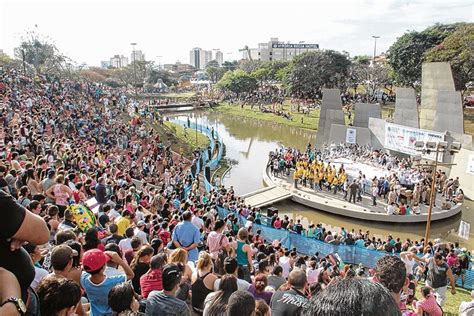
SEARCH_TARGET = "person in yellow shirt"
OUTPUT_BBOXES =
[293,167,301,189]
[115,211,134,236]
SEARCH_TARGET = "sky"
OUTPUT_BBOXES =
[1,0,473,67]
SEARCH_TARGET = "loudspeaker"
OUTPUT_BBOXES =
[267,207,278,218]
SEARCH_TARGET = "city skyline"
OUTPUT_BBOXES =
[1,0,472,67]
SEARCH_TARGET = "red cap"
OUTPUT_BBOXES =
[82,249,110,272]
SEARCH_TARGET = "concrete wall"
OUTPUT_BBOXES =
[433,90,464,134]
[353,103,381,128]
[368,117,386,149]
[328,124,372,145]
[420,62,456,130]
[449,148,474,200]
[394,87,419,128]
[316,88,343,146]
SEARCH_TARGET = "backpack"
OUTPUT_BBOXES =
[214,234,230,275]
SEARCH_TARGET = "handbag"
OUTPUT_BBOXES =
[214,234,229,275]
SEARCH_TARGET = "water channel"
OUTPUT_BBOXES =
[168,110,474,249]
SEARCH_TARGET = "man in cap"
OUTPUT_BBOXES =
[134,220,148,245]
[80,249,134,316]
[145,263,190,315]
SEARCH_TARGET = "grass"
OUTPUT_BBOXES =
[164,121,210,149]
[464,107,474,136]
[213,101,320,130]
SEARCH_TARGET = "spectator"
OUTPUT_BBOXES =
[375,255,407,308]
[191,252,219,313]
[36,277,81,316]
[108,282,140,315]
[415,287,443,316]
[213,257,250,291]
[203,274,238,316]
[103,243,125,277]
[81,249,134,315]
[236,227,253,282]
[226,290,256,316]
[83,226,105,252]
[102,223,124,245]
[145,263,190,315]
[115,211,134,237]
[267,265,286,291]
[140,253,167,299]
[459,290,474,316]
[134,220,148,244]
[270,269,309,315]
[95,177,108,204]
[130,245,154,294]
[171,211,201,262]
[301,278,401,315]
[255,300,271,316]
[248,273,273,304]
[22,243,48,290]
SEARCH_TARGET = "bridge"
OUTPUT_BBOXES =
[241,185,292,208]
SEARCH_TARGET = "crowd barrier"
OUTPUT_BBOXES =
[215,206,474,289]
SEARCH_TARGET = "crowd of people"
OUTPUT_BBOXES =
[0,66,471,316]
[270,144,465,215]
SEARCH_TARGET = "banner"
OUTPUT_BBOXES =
[384,122,445,161]
[458,220,470,240]
[346,128,357,144]
[467,154,474,176]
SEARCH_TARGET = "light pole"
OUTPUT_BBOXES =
[131,42,137,97]
[414,141,461,243]
[372,35,380,65]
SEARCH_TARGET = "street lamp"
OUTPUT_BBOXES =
[372,35,380,65]
[131,42,137,97]
[414,141,461,244]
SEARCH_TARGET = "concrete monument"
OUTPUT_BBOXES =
[316,88,343,146]
[353,103,381,128]
[419,62,456,130]
[394,87,419,128]
[433,90,464,134]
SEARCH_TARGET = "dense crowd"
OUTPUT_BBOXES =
[0,67,471,316]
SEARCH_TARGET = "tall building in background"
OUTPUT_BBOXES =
[242,38,319,61]
[189,47,212,70]
[109,55,129,68]
[131,50,145,62]
[215,50,223,66]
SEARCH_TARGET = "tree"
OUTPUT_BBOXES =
[147,69,178,86]
[239,60,263,73]
[347,56,391,101]
[424,24,474,92]
[205,65,227,83]
[387,23,466,87]
[222,60,238,71]
[251,67,271,84]
[283,50,351,99]
[217,69,258,96]
[15,30,69,75]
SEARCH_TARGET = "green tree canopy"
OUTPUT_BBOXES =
[217,69,258,96]
[283,50,351,98]
[424,24,474,92]
[387,23,467,87]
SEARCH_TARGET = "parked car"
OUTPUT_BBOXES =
[463,95,474,107]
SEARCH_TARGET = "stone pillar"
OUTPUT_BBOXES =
[433,90,464,134]
[394,87,419,128]
[315,88,343,147]
[419,62,455,130]
[353,103,381,128]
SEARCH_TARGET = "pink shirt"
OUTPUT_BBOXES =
[207,231,229,258]
[417,295,442,316]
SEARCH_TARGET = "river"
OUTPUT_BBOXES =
[168,111,474,248]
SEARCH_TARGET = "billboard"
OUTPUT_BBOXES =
[346,128,357,144]
[272,43,319,49]
[384,122,445,161]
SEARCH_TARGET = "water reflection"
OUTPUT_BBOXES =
[166,111,474,248]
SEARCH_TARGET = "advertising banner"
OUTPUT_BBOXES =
[346,128,357,144]
[384,122,445,161]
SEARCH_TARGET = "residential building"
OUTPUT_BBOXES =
[163,61,195,73]
[214,50,224,66]
[189,47,212,70]
[131,50,145,62]
[109,55,129,68]
[242,38,319,62]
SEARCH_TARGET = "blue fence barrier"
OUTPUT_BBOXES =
[215,206,474,289]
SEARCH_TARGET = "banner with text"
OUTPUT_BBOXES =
[384,122,445,161]
[346,128,357,144]
[467,154,474,176]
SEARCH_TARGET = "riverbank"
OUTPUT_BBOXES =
[212,101,321,130]
[164,121,210,149]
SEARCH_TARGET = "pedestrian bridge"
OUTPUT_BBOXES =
[241,185,292,208]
